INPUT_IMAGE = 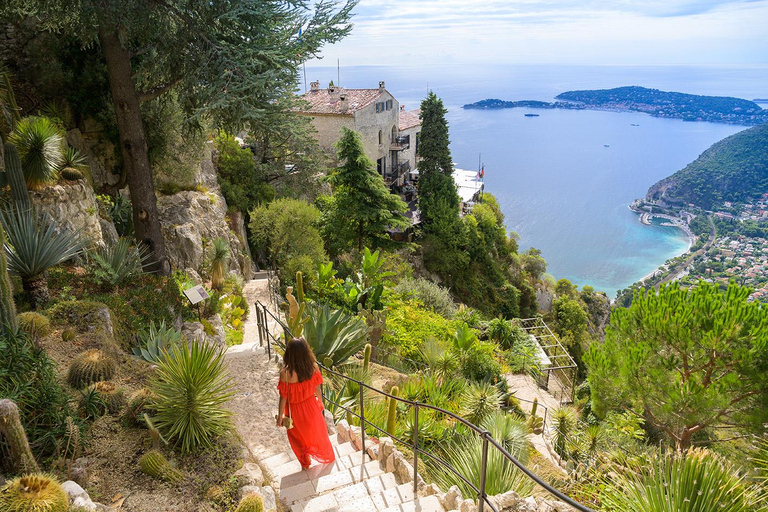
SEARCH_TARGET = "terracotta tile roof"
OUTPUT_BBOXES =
[299,88,384,115]
[399,109,421,130]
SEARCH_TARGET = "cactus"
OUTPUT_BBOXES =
[386,386,399,435]
[123,388,156,425]
[139,450,183,483]
[143,413,168,450]
[67,349,116,388]
[323,356,334,368]
[0,473,68,512]
[85,381,126,414]
[295,271,305,303]
[61,328,76,342]
[4,142,30,209]
[0,399,39,474]
[17,311,51,340]
[363,343,372,372]
[531,397,539,418]
[235,493,264,512]
[0,220,17,332]
[60,167,84,181]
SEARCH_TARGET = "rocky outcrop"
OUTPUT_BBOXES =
[157,144,253,279]
[66,127,121,190]
[30,181,112,249]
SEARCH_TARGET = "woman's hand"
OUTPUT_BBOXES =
[276,414,283,427]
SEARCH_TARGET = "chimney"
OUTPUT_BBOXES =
[328,82,339,101]
[310,81,320,92]
[379,81,386,90]
[339,93,348,111]
[400,105,405,111]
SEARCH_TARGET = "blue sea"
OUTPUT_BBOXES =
[305,64,768,298]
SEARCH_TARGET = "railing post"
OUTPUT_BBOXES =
[478,431,489,512]
[359,384,366,463]
[264,305,271,361]
[256,303,264,348]
[413,403,419,495]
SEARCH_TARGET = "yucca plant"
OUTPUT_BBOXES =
[149,339,234,453]
[303,303,369,366]
[460,381,503,425]
[132,320,183,363]
[210,237,229,290]
[2,206,84,308]
[90,238,150,288]
[598,448,757,512]
[8,116,63,190]
[551,406,578,460]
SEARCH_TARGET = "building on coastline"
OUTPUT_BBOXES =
[297,80,421,188]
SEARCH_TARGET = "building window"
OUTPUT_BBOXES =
[386,99,393,111]
[378,130,382,145]
[391,126,397,142]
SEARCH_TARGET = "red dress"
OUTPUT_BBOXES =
[277,370,335,467]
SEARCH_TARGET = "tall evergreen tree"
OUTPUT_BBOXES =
[0,1,355,274]
[417,92,453,176]
[327,127,407,253]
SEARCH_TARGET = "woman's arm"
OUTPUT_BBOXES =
[276,368,287,426]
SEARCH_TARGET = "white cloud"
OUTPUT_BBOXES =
[310,0,768,66]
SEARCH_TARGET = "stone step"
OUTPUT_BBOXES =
[280,459,386,506]
[379,495,445,512]
[291,474,404,512]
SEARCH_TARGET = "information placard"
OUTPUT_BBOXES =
[183,285,210,305]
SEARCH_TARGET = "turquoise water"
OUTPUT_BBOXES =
[305,64,767,297]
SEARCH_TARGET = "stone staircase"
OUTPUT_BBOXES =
[262,422,462,512]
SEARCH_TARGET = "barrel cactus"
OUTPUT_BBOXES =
[67,349,116,388]
[123,388,156,426]
[60,167,84,181]
[235,493,264,512]
[17,311,51,340]
[139,450,183,483]
[85,381,126,414]
[61,328,76,342]
[0,473,69,512]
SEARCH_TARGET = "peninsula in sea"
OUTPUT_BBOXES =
[463,86,768,125]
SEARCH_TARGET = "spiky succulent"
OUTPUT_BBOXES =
[235,493,264,512]
[83,381,126,415]
[123,388,156,426]
[8,116,64,190]
[0,473,69,512]
[67,349,116,389]
[132,320,182,363]
[139,450,183,483]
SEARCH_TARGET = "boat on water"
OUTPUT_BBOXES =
[631,123,639,126]
[604,144,610,147]
[524,113,539,117]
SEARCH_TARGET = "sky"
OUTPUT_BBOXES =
[309,0,768,68]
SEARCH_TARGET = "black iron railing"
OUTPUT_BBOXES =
[252,299,593,512]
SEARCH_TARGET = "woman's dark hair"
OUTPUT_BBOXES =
[283,337,317,382]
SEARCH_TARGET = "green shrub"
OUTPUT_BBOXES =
[0,473,69,512]
[383,299,457,360]
[17,311,51,339]
[150,339,234,453]
[132,320,182,363]
[0,329,74,458]
[89,238,150,288]
[393,277,456,317]
[460,346,503,383]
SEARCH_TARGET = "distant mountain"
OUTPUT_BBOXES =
[646,124,768,209]
[463,86,768,125]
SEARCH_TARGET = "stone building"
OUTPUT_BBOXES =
[298,81,421,187]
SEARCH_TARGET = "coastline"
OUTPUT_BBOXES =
[629,206,695,285]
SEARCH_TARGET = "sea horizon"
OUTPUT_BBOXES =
[306,64,767,297]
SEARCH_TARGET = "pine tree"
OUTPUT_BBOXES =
[327,128,408,253]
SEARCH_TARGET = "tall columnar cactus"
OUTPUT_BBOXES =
[0,473,68,512]
[386,387,399,436]
[139,450,183,483]
[4,142,30,209]
[363,343,372,372]
[235,493,264,512]
[0,220,17,332]
[295,271,305,303]
[531,397,538,418]
[0,399,39,474]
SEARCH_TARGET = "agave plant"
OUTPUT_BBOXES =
[132,320,183,363]
[1,206,84,308]
[210,237,229,290]
[460,381,503,425]
[304,303,369,366]
[150,339,234,453]
[90,238,151,288]
[598,448,757,512]
[8,116,64,189]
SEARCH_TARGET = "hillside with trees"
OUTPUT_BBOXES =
[646,124,768,209]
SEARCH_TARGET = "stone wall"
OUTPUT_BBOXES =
[30,181,115,249]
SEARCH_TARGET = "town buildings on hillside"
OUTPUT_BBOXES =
[298,81,421,188]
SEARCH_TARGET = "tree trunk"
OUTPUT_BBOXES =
[23,273,49,310]
[0,399,39,474]
[98,27,170,276]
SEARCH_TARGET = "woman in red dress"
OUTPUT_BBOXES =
[276,337,335,469]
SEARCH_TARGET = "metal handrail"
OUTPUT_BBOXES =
[253,299,593,512]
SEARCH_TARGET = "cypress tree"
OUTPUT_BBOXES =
[417,92,453,176]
